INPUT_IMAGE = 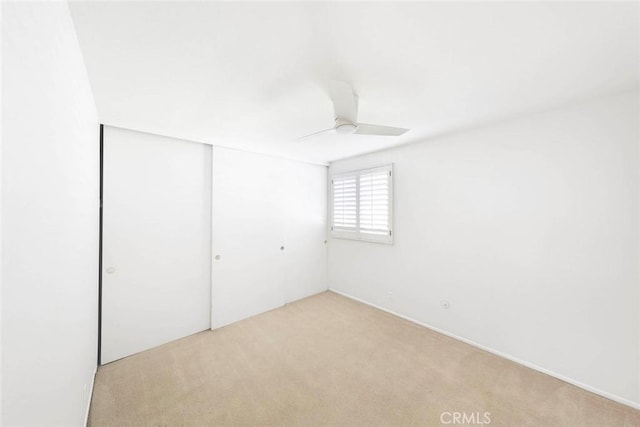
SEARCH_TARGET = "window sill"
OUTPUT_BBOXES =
[330,231,393,245]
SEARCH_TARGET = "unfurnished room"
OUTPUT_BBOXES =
[1,1,640,426]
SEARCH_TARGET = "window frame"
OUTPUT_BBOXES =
[330,163,394,244]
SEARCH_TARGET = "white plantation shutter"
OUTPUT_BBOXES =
[332,175,357,231]
[331,164,393,243]
[359,170,390,236]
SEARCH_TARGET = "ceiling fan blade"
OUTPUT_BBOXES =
[355,123,409,137]
[295,128,335,143]
[329,80,358,123]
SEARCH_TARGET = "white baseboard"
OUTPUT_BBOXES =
[84,367,97,427]
[329,288,640,411]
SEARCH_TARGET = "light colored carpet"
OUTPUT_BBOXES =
[89,291,640,426]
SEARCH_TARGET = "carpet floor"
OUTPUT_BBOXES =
[88,291,640,426]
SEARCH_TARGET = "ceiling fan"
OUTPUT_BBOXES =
[297,81,410,142]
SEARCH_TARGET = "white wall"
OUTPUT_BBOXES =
[2,2,98,426]
[212,148,327,328]
[328,91,640,406]
[0,1,4,421]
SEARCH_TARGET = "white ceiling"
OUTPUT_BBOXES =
[70,1,639,164]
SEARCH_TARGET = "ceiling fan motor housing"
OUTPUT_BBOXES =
[335,118,358,134]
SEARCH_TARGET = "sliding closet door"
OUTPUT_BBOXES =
[211,147,328,329]
[102,126,211,364]
[211,148,285,328]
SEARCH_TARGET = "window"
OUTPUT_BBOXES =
[330,164,393,244]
